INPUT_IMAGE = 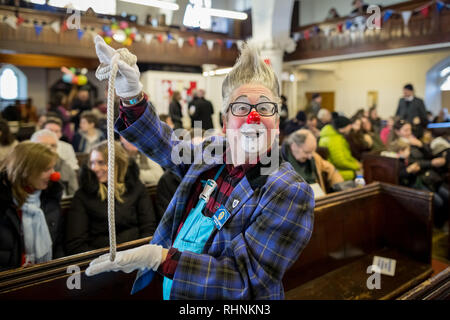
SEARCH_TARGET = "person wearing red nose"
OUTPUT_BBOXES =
[86,37,314,300]
[0,142,64,271]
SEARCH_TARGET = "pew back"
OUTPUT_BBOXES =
[362,153,400,185]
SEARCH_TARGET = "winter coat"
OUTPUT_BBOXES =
[319,124,360,180]
[65,160,158,255]
[0,171,64,271]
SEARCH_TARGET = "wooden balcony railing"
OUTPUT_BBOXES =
[0,5,240,68]
[286,0,450,62]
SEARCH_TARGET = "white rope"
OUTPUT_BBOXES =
[95,48,137,262]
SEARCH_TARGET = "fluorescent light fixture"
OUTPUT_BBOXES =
[200,8,247,20]
[202,67,232,77]
[120,0,179,11]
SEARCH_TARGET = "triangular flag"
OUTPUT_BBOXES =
[144,33,153,44]
[77,29,84,40]
[401,11,412,26]
[437,1,445,12]
[225,39,233,49]
[337,23,343,33]
[383,10,393,23]
[34,24,43,36]
[322,26,331,37]
[216,39,223,46]
[293,32,302,41]
[157,34,164,43]
[196,37,203,47]
[5,15,18,29]
[206,39,214,51]
[61,20,68,32]
[16,15,25,26]
[188,36,195,46]
[420,6,429,18]
[236,40,244,50]
[167,33,173,42]
[304,29,310,40]
[50,20,60,33]
[345,20,353,30]
[177,37,184,48]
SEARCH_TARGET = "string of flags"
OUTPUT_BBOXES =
[0,12,243,51]
[292,0,449,42]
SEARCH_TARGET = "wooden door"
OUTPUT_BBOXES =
[305,92,335,112]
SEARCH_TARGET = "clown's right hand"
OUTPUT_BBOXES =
[94,35,143,99]
[85,244,163,276]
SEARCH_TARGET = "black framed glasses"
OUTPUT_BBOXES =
[228,102,278,117]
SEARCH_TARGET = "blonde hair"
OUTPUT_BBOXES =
[90,141,129,203]
[221,42,280,115]
[388,139,410,153]
[0,141,57,207]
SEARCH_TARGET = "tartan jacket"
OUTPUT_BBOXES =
[116,101,315,300]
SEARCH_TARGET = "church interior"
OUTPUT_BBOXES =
[0,0,449,301]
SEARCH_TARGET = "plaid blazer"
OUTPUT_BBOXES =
[116,102,315,300]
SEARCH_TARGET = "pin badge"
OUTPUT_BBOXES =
[232,199,239,208]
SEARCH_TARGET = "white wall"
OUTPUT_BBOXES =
[288,49,450,119]
[299,0,409,27]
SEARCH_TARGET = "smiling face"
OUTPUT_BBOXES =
[90,150,108,183]
[396,123,412,139]
[28,159,56,190]
[223,84,279,164]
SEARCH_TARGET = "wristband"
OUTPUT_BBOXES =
[121,92,144,106]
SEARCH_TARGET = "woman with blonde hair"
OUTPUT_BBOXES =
[0,141,64,271]
[65,141,157,255]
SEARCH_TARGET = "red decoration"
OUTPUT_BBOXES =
[186,81,197,96]
[420,6,429,18]
[62,20,68,32]
[337,23,343,33]
[216,39,223,47]
[157,34,164,43]
[188,36,195,46]
[16,15,25,26]
[263,59,271,66]
[304,30,310,40]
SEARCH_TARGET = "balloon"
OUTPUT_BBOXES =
[111,23,118,30]
[104,36,112,44]
[77,75,88,86]
[113,30,126,43]
[129,33,136,40]
[80,68,88,75]
[106,30,113,37]
[123,37,132,46]
[102,25,110,32]
[62,74,73,83]
[119,21,128,29]
[69,67,76,74]
[124,27,131,35]
[72,76,79,84]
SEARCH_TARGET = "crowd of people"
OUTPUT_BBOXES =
[0,77,448,273]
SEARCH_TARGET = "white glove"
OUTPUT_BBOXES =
[94,35,143,98]
[85,244,163,276]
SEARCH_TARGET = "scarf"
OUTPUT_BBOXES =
[18,190,53,265]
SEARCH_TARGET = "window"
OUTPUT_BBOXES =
[0,68,18,100]
[440,66,450,91]
[441,75,450,91]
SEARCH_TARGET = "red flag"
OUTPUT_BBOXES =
[16,15,25,26]
[420,6,429,18]
[264,59,271,66]
[188,36,195,46]
[304,30,310,40]
[216,39,223,47]
[337,23,343,33]
[62,20,68,32]
[157,34,164,43]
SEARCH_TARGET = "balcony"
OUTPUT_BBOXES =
[0,5,241,68]
[286,0,450,63]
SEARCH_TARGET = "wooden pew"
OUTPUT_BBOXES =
[284,182,433,300]
[0,182,433,300]
[398,267,450,300]
[362,153,400,185]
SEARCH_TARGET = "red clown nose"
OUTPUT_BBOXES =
[50,172,61,182]
[247,110,261,125]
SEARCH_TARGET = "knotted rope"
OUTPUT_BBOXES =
[95,48,137,261]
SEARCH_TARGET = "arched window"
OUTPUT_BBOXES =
[440,66,450,91]
[0,65,27,109]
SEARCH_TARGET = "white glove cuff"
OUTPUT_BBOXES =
[117,82,143,100]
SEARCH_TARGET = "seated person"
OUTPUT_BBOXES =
[0,119,18,162]
[319,116,361,180]
[389,120,449,228]
[72,111,105,153]
[43,118,79,171]
[31,129,79,197]
[0,142,64,271]
[65,141,158,255]
[120,135,164,186]
[361,116,385,155]
[347,116,371,161]
[282,129,344,197]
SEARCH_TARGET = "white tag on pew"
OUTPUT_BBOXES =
[310,183,325,199]
[372,256,396,276]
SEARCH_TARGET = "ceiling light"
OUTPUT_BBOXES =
[120,0,179,11]
[200,8,247,20]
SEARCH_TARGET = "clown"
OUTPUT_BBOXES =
[86,35,314,300]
